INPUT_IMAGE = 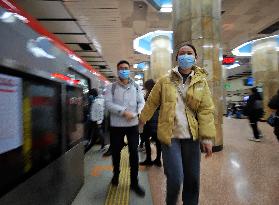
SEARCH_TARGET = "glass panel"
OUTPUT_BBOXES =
[66,86,84,148]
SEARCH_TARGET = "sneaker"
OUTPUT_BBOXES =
[139,160,153,166]
[130,184,145,197]
[153,159,162,167]
[248,137,261,142]
[111,175,119,186]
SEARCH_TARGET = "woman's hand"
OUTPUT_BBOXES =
[201,142,213,158]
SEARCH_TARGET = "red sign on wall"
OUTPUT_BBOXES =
[222,56,235,65]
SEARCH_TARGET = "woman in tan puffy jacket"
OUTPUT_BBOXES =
[139,44,216,205]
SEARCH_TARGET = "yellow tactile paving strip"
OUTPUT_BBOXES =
[105,147,130,205]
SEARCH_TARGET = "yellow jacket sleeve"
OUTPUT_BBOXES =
[197,81,216,140]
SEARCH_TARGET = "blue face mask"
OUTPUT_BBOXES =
[178,54,195,69]
[118,70,130,79]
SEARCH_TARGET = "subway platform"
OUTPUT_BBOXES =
[72,118,279,205]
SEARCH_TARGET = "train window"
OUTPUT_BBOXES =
[23,81,61,171]
[0,71,61,197]
[66,86,84,148]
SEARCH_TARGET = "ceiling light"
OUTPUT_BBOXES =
[203,44,213,48]
[160,4,172,12]
[133,30,173,55]
[231,34,279,56]
[160,7,172,12]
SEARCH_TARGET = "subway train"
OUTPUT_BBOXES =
[0,1,108,204]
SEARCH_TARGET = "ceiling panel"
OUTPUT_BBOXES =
[54,34,90,43]
[14,0,71,19]
[14,0,114,79]
[74,51,99,56]
[81,56,103,59]
[65,44,82,50]
[39,21,83,33]
[90,62,107,66]
[15,0,279,79]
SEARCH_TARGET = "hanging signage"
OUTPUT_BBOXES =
[222,56,235,65]
[0,73,23,154]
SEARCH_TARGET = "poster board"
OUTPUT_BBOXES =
[0,73,23,154]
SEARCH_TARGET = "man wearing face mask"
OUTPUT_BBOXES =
[139,44,216,205]
[105,60,145,197]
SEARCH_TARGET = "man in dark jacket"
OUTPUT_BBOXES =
[244,87,264,142]
[268,89,279,141]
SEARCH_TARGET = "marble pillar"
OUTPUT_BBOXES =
[144,64,152,81]
[150,35,172,81]
[252,37,279,118]
[173,0,223,151]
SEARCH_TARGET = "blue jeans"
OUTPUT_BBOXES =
[162,138,201,205]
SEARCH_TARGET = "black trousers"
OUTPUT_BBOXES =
[110,126,139,185]
[249,118,260,139]
[87,121,105,149]
[142,125,161,161]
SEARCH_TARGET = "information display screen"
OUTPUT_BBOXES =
[0,70,61,197]
[0,74,23,154]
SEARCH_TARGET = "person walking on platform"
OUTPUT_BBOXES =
[139,79,162,167]
[85,88,105,152]
[268,89,279,141]
[139,44,216,205]
[105,60,145,197]
[244,87,264,142]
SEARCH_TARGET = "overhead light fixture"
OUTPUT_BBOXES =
[133,30,173,55]
[231,34,279,56]
[160,5,172,13]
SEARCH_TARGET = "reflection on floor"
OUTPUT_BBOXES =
[71,146,152,205]
[148,118,279,205]
[72,118,279,205]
